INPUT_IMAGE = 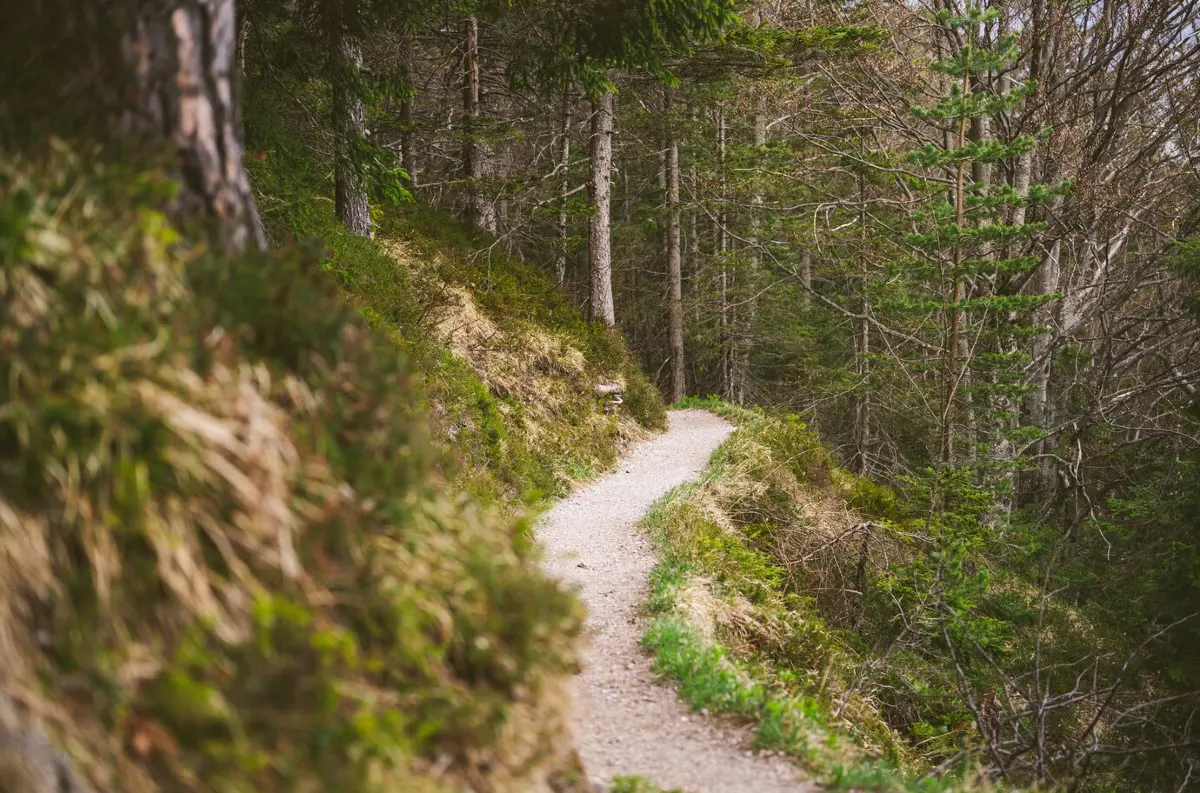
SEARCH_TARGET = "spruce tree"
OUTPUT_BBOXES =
[900,5,1062,502]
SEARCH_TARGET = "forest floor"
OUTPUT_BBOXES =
[539,410,817,793]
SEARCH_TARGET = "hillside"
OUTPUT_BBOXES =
[249,141,665,508]
[0,140,663,793]
[635,399,1193,792]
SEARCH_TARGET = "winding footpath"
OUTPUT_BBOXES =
[539,410,816,793]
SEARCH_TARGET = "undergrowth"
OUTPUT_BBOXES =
[642,400,1013,792]
[659,399,1175,792]
[608,777,683,793]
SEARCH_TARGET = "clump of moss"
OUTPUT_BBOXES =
[0,146,581,793]
[609,776,683,793]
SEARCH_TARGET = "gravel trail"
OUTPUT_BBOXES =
[539,410,815,793]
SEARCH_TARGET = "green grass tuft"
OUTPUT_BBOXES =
[609,777,684,793]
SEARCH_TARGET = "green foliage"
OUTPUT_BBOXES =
[906,137,1036,167]
[643,617,774,721]
[840,473,902,522]
[507,0,738,95]
[827,762,994,793]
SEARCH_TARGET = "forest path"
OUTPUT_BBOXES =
[539,410,814,793]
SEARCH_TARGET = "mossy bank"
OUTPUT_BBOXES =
[0,115,663,793]
[640,399,1009,793]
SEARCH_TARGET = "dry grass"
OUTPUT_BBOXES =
[389,238,651,493]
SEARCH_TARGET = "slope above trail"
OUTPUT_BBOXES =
[539,410,816,793]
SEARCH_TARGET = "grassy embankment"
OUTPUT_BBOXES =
[645,397,1172,792]
[0,117,663,793]
[639,398,1015,793]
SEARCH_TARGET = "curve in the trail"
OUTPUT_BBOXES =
[539,409,816,793]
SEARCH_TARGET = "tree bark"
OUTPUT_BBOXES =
[134,0,265,250]
[800,247,812,308]
[665,89,685,402]
[854,175,872,475]
[1022,235,1061,495]
[941,68,972,466]
[588,91,615,326]
[1010,151,1032,230]
[333,28,371,238]
[855,296,872,475]
[717,106,732,399]
[688,106,700,317]
[556,84,572,285]
[463,14,496,233]
[2,0,268,250]
[969,109,992,262]
[735,103,768,405]
[1018,0,1064,501]
[400,95,417,189]
[751,104,767,253]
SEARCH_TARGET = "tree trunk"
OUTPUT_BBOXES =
[751,105,767,254]
[800,247,812,308]
[556,84,572,285]
[400,96,418,190]
[691,109,700,262]
[1022,235,1061,496]
[588,91,615,326]
[3,0,266,251]
[463,14,496,233]
[855,296,872,475]
[717,106,732,399]
[941,69,972,466]
[665,90,685,402]
[688,105,701,325]
[1009,151,1032,230]
[735,103,768,405]
[1018,1,1064,502]
[854,175,872,475]
[333,28,371,238]
[970,112,991,187]
[399,50,418,192]
[137,0,265,250]
[969,109,991,262]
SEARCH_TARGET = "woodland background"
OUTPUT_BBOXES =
[2,0,1200,791]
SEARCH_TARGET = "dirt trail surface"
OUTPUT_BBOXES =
[539,410,814,793]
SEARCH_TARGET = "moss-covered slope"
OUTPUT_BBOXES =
[0,135,661,792]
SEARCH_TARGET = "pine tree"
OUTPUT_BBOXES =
[899,4,1061,505]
